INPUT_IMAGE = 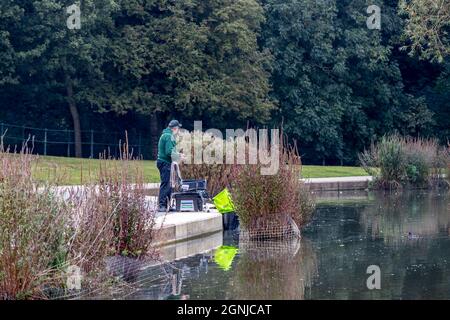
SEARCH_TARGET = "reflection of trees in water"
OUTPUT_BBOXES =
[229,238,317,300]
[360,191,450,245]
[98,255,193,299]
[306,191,450,299]
[72,256,166,299]
[140,253,214,300]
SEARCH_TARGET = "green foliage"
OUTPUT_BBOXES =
[0,0,449,164]
[0,149,70,299]
[424,62,450,143]
[262,0,436,164]
[359,134,449,188]
[400,0,450,63]
[0,144,158,299]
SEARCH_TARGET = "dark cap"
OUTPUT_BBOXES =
[168,120,182,128]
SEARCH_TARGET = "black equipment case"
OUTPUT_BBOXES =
[173,179,209,212]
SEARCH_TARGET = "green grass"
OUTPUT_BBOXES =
[301,165,368,179]
[32,156,369,185]
[32,156,160,185]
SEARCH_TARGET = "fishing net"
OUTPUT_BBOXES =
[239,215,301,242]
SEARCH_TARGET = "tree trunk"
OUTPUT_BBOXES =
[65,73,82,158]
[150,113,160,160]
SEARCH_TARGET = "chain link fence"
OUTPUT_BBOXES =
[0,122,149,159]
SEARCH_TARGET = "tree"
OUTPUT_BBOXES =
[0,0,120,157]
[400,0,450,63]
[111,0,275,125]
[0,2,21,86]
[1,0,275,159]
[107,0,276,157]
[261,0,434,164]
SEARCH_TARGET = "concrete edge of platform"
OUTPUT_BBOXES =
[48,176,373,194]
[154,210,223,246]
[303,176,373,191]
[144,176,374,193]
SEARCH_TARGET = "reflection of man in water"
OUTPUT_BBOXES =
[199,255,209,273]
[166,265,189,299]
[171,271,182,296]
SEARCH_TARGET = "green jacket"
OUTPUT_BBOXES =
[157,128,177,163]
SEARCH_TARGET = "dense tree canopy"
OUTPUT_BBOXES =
[261,0,436,163]
[0,0,273,157]
[400,0,449,63]
[0,0,448,163]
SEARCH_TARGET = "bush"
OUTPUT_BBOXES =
[67,140,158,284]
[0,137,158,299]
[94,145,157,258]
[0,146,72,299]
[229,140,315,236]
[178,129,315,237]
[359,135,449,189]
[178,130,236,197]
[64,148,158,298]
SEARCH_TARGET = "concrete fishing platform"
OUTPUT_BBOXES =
[154,204,223,246]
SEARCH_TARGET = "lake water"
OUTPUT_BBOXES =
[125,190,450,300]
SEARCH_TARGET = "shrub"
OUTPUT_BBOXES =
[178,130,236,197]
[0,137,158,300]
[359,135,449,189]
[0,145,72,299]
[229,139,315,237]
[68,140,158,266]
[94,144,157,258]
[177,129,315,235]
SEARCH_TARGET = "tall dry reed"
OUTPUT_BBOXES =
[359,135,450,189]
[0,134,158,300]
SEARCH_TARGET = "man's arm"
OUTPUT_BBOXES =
[165,135,178,161]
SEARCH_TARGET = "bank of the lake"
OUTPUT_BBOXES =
[32,155,368,185]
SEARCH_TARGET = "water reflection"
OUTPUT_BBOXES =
[360,191,450,244]
[95,191,450,299]
[303,190,450,299]
[229,238,317,300]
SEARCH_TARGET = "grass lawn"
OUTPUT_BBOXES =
[32,156,369,185]
[301,165,368,179]
[32,156,160,185]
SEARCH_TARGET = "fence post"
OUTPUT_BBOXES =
[44,128,48,156]
[114,132,118,158]
[90,130,94,158]
[138,133,142,158]
[66,129,70,157]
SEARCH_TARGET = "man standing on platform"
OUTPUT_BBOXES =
[156,120,183,212]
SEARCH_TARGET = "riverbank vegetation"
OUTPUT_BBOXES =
[179,130,315,237]
[229,143,315,238]
[0,143,158,300]
[359,135,450,189]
